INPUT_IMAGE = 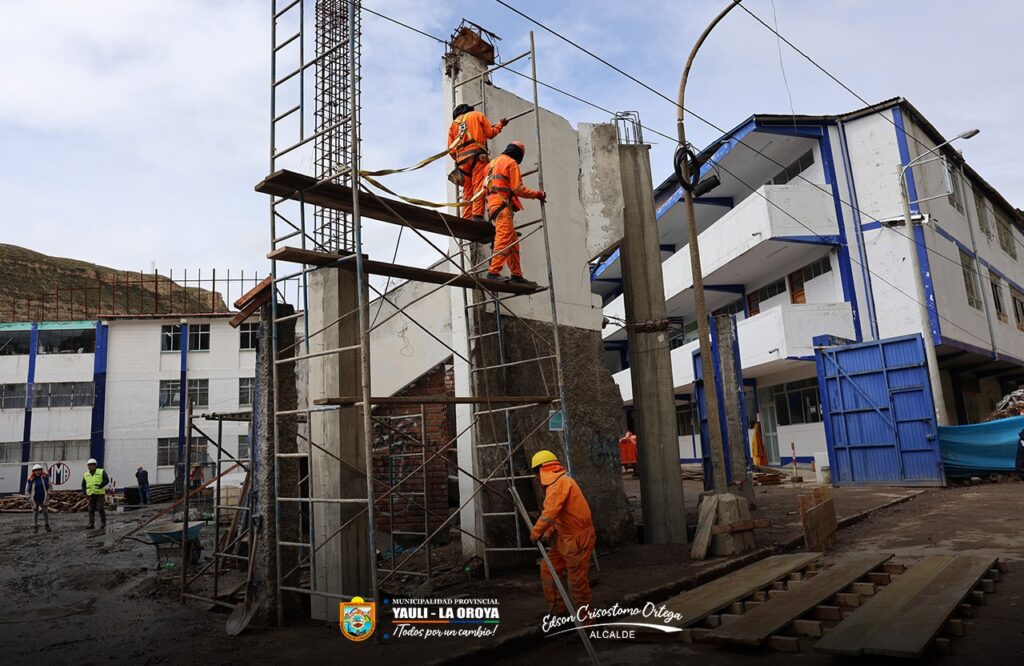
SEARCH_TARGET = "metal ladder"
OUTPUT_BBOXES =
[449,31,574,578]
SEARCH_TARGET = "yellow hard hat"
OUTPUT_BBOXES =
[530,450,558,470]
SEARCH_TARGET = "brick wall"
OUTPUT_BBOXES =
[371,360,455,543]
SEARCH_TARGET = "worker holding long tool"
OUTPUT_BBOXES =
[529,450,596,617]
[484,141,546,285]
[448,103,507,220]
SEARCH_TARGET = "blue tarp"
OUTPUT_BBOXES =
[938,416,1021,477]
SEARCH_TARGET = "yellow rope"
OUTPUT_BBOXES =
[359,173,487,209]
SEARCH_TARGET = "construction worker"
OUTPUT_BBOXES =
[136,465,151,505]
[485,141,546,284]
[26,464,51,533]
[448,103,507,220]
[189,462,205,491]
[81,458,109,529]
[529,450,596,617]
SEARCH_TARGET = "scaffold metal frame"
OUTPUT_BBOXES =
[263,0,573,620]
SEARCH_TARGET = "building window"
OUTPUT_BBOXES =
[36,328,96,354]
[188,379,209,408]
[159,380,180,408]
[960,250,983,310]
[764,378,822,426]
[676,404,697,437]
[0,442,21,463]
[974,192,992,239]
[238,434,250,461]
[30,439,90,462]
[1012,289,1024,332]
[157,437,178,466]
[0,331,32,356]
[32,382,94,409]
[161,325,182,352]
[158,436,211,467]
[669,320,699,349]
[712,299,745,318]
[946,162,964,213]
[239,322,259,351]
[994,210,1017,259]
[769,150,814,186]
[189,324,211,351]
[746,278,787,316]
[238,377,256,408]
[0,384,26,410]
[990,273,1008,322]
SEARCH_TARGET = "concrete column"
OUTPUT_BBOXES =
[715,315,754,507]
[255,302,302,624]
[308,267,371,621]
[618,143,687,544]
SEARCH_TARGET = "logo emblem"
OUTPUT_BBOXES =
[48,462,71,486]
[340,596,375,641]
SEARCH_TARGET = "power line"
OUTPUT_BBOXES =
[491,1,1015,309]
[361,5,1014,360]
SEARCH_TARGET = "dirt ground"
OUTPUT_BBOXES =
[0,471,942,666]
[500,481,1024,666]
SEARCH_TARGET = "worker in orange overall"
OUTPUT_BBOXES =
[529,450,596,618]
[485,141,546,285]
[448,104,507,220]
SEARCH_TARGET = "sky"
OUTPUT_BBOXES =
[2,0,1022,284]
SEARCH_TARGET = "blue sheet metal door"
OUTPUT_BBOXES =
[815,333,945,486]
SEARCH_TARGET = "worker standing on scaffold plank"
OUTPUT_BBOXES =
[448,103,507,221]
[484,141,546,285]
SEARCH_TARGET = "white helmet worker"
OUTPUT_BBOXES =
[87,458,98,465]
[32,464,43,471]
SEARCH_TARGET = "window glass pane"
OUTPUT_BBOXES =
[0,384,25,410]
[189,324,210,351]
[159,380,180,408]
[774,393,791,426]
[239,378,256,407]
[238,435,250,461]
[161,325,181,352]
[188,379,209,408]
[239,323,259,350]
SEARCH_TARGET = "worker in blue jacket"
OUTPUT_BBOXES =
[26,464,51,533]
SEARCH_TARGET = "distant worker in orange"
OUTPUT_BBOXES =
[619,430,638,476]
[529,450,596,617]
[448,104,507,221]
[485,141,546,285]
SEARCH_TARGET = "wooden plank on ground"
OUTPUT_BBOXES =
[815,555,996,658]
[255,170,494,242]
[689,494,719,561]
[708,554,893,646]
[802,497,837,552]
[632,553,820,636]
[711,518,771,535]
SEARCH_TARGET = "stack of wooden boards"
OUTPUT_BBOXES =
[799,486,837,552]
[632,552,1004,657]
[0,489,103,513]
[690,494,769,560]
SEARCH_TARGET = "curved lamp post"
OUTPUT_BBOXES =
[675,0,743,493]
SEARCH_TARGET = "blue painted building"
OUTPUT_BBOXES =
[598,98,1024,466]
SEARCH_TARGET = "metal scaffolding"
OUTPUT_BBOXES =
[262,0,572,618]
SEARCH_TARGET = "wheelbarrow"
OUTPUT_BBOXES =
[132,522,205,567]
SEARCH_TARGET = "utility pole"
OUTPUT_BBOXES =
[675,0,743,493]
[618,121,688,545]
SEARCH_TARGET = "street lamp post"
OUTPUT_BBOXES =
[676,0,743,493]
[899,129,980,426]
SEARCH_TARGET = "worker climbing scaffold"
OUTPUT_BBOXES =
[448,104,508,220]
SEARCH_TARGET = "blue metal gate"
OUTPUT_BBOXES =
[814,333,945,486]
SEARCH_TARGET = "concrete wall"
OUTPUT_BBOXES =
[579,122,625,260]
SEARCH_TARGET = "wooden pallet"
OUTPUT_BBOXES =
[815,555,1000,658]
[707,554,893,646]
[630,553,820,639]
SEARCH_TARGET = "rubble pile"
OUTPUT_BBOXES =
[984,388,1024,421]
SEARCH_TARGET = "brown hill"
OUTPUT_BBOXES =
[0,244,228,322]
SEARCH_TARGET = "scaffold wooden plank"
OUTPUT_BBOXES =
[268,246,544,295]
[255,170,495,242]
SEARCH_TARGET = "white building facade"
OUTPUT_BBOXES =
[0,316,256,494]
[597,98,1024,466]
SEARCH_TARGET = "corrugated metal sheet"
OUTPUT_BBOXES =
[815,334,945,486]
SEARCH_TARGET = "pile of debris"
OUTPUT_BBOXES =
[0,490,104,513]
[984,388,1024,421]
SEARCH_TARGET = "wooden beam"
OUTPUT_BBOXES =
[229,289,271,328]
[268,246,543,295]
[255,170,495,242]
[234,275,272,309]
[314,395,558,406]
[711,517,771,534]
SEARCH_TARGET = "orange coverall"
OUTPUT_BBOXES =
[530,462,596,615]
[485,153,543,278]
[448,111,505,219]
